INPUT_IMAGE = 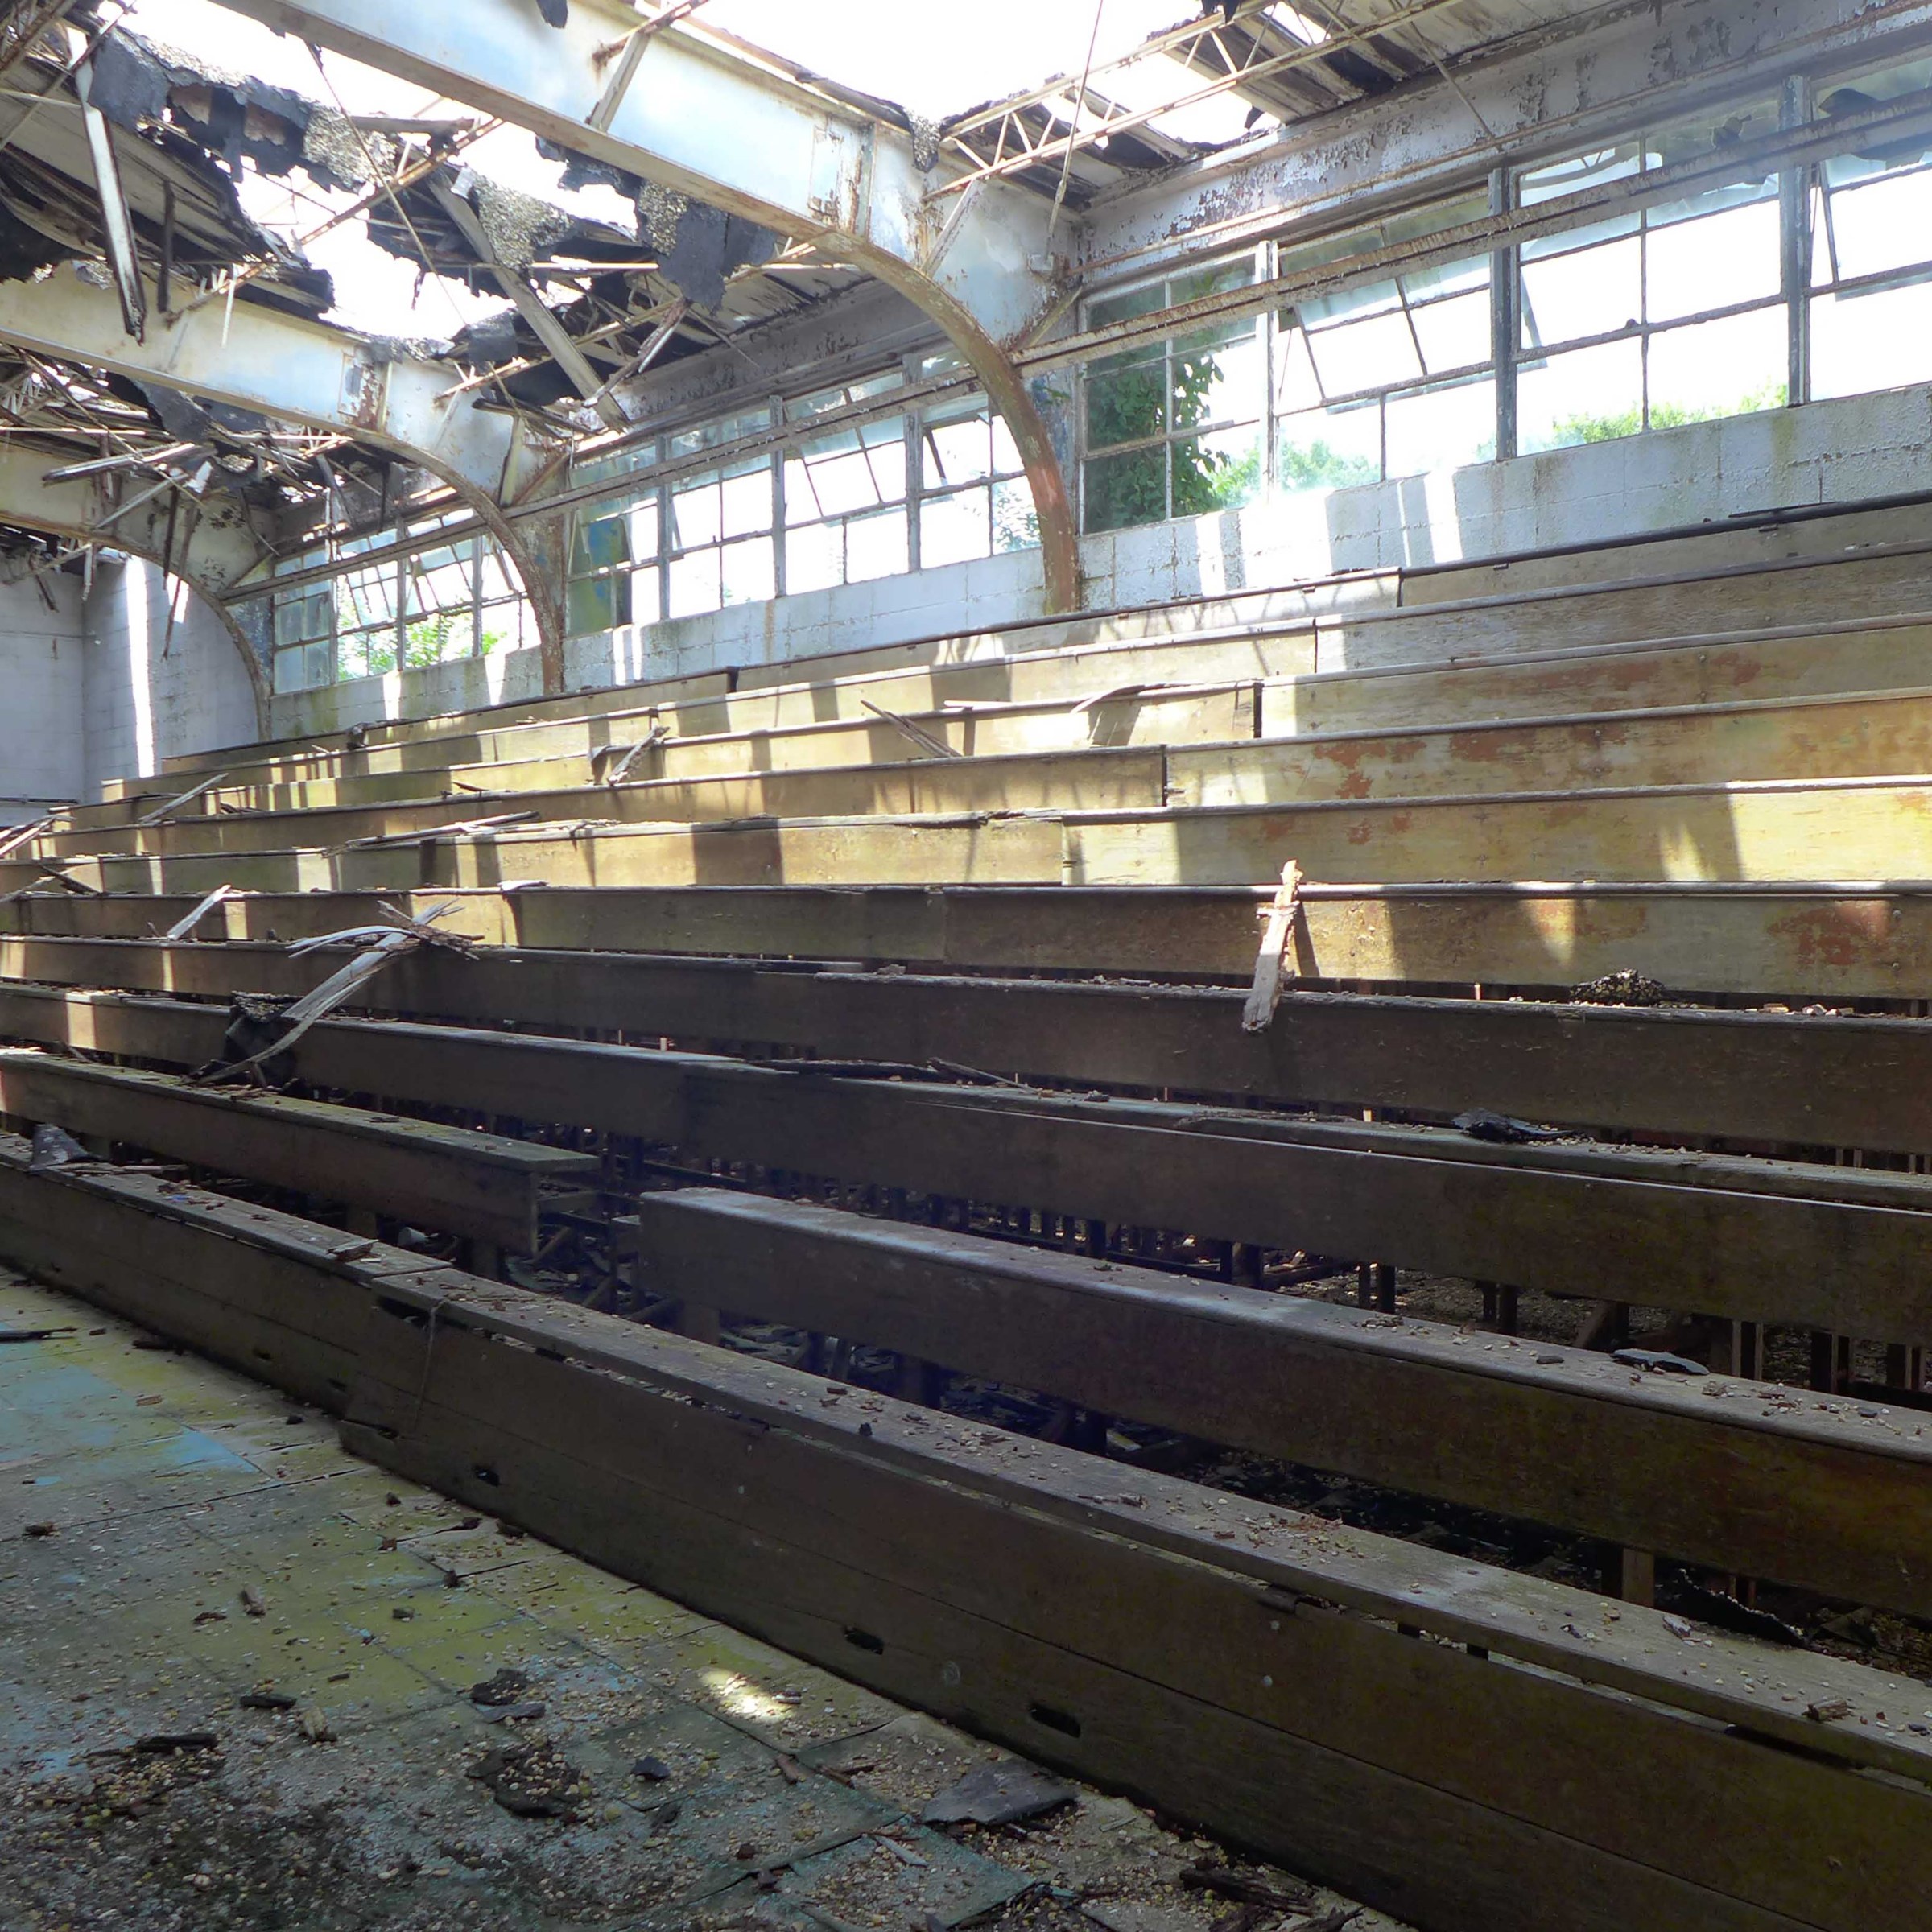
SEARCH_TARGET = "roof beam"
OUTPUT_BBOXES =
[0,440,272,724]
[204,0,1080,613]
[0,269,572,690]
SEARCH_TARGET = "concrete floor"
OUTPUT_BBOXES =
[0,1265,1399,1932]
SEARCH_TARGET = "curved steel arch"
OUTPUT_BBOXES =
[0,269,572,689]
[205,0,1082,613]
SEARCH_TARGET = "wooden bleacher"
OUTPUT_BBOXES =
[8,498,1932,1932]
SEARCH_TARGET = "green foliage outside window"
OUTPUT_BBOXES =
[1544,380,1788,448]
[1083,342,1261,532]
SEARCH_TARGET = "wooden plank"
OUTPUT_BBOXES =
[72,686,1256,821]
[1061,776,1932,886]
[9,1141,1928,1799]
[1401,502,1932,605]
[4,998,1926,1336]
[345,1286,1932,1932]
[12,877,1932,998]
[626,1186,1932,1615]
[347,1343,1841,1932]
[126,642,1932,831]
[43,746,1170,861]
[14,946,1932,1151]
[0,1048,594,1251]
[14,1137,1910,1930]
[1265,614,1932,737]
[27,774,1932,894]
[1182,684,1932,807]
[1315,543,1932,671]
[131,624,1317,793]
[5,1121,1909,1928]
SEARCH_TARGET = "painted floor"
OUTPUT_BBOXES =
[0,1265,1399,1932]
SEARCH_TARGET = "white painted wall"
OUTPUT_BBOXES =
[80,560,260,800]
[267,382,1932,738]
[0,571,85,825]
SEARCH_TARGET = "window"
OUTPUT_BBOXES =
[1808,56,1932,400]
[918,390,1036,566]
[267,515,534,691]
[1082,256,1265,534]
[784,375,906,593]
[1273,196,1495,493]
[270,551,332,693]
[567,440,663,636]
[1514,101,1786,451]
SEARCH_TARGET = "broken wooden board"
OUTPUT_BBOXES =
[622,1186,1932,1616]
[0,1048,594,1252]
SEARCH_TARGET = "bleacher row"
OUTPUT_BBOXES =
[6,498,1932,1931]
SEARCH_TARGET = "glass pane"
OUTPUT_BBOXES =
[273,644,322,693]
[1410,287,1491,374]
[1085,349,1167,451]
[1083,444,1166,532]
[625,498,658,560]
[924,411,994,487]
[1170,257,1254,307]
[630,564,660,625]
[1521,234,1641,348]
[922,486,990,568]
[667,548,721,617]
[1171,331,1261,431]
[786,520,844,593]
[1400,253,1489,303]
[1088,279,1168,330]
[992,477,1039,552]
[1173,426,1262,516]
[1645,199,1780,323]
[1823,169,1932,281]
[1296,275,1403,330]
[572,511,629,573]
[1276,401,1381,494]
[479,551,518,601]
[478,604,524,654]
[720,534,775,605]
[1518,337,1645,450]
[844,506,909,582]
[989,415,1022,476]
[720,464,773,538]
[671,480,721,550]
[1811,282,1932,398]
[1307,309,1422,396]
[1646,306,1786,424]
[1519,140,1642,206]
[568,571,627,636]
[1385,377,1497,477]
[1273,323,1323,413]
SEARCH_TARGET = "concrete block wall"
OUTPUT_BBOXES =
[266,381,1932,738]
[80,560,260,800]
[0,572,86,826]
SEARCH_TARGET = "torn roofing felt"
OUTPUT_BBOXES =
[0,27,332,315]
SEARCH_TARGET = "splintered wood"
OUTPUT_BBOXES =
[1242,859,1304,1032]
